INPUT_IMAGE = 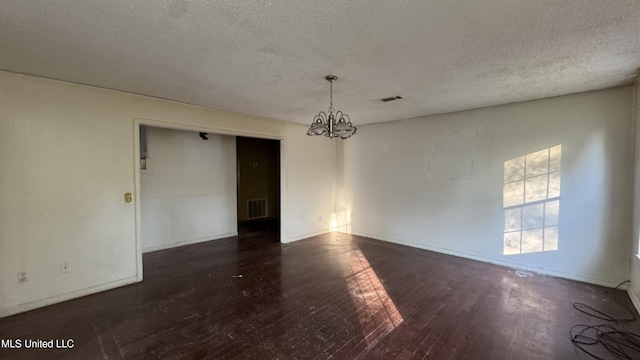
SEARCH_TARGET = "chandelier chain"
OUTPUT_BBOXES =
[329,81,333,113]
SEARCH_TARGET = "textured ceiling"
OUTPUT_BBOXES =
[1,0,640,125]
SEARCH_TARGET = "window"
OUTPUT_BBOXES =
[503,145,561,255]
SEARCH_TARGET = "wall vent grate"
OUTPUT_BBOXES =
[247,199,267,219]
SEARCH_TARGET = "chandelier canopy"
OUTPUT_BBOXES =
[306,75,357,139]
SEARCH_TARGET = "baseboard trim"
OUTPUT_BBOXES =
[629,286,640,315]
[142,232,238,253]
[285,229,329,243]
[0,275,140,318]
[351,230,623,288]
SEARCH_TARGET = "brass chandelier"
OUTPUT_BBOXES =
[306,75,357,139]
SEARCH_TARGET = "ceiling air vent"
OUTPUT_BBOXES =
[379,96,403,103]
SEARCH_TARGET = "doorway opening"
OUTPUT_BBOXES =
[133,119,287,281]
[236,136,281,244]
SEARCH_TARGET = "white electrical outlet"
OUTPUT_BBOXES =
[319,216,322,221]
[61,262,70,274]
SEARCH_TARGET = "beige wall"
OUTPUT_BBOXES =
[141,128,237,253]
[629,81,640,310]
[0,71,336,317]
[342,87,634,287]
[2,69,637,317]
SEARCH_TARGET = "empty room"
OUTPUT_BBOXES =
[2,1,640,359]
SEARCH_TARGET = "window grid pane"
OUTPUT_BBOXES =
[503,145,561,255]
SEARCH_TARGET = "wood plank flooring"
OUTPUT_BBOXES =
[1,228,639,359]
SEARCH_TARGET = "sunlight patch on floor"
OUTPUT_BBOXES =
[344,250,403,347]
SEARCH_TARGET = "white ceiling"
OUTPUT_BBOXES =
[1,1,640,126]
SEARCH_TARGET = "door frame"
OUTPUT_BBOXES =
[132,117,288,281]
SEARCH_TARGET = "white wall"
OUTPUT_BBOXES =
[341,87,634,286]
[0,71,335,317]
[3,69,633,317]
[141,128,237,252]
[629,81,640,310]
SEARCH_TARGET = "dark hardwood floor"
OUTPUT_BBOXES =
[1,226,639,359]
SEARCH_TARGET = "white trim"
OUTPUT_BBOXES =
[351,230,625,288]
[0,276,139,318]
[285,229,330,243]
[133,117,285,141]
[280,139,288,244]
[142,232,238,253]
[632,256,640,314]
[133,122,143,282]
[629,287,640,315]
[133,117,289,278]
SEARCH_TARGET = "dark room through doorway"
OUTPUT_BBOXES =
[236,136,281,242]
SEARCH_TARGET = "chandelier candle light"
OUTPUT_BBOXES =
[306,75,357,139]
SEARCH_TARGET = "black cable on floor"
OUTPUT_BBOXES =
[573,302,635,323]
[570,324,640,359]
[569,280,640,359]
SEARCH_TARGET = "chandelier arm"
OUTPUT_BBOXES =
[307,74,355,139]
[315,111,328,123]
